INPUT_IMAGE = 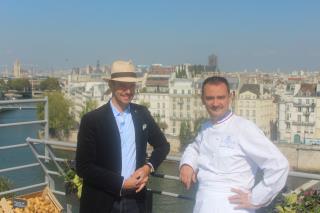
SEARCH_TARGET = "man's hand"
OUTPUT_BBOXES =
[132,165,151,193]
[228,188,257,209]
[179,164,196,190]
[122,174,140,190]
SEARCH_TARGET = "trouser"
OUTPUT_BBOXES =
[111,196,146,213]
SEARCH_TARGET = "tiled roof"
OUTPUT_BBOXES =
[146,77,169,86]
[295,83,316,97]
[239,84,260,96]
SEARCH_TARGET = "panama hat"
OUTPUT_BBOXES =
[104,60,140,82]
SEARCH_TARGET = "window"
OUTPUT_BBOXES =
[173,128,175,134]
[252,110,255,116]
[298,115,301,122]
[182,90,184,94]
[174,89,177,94]
[286,123,290,129]
[305,116,309,122]
[298,107,301,112]
[306,99,310,104]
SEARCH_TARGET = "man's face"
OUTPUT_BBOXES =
[201,83,231,121]
[109,81,136,109]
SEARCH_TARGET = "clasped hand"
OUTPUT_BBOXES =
[123,165,151,193]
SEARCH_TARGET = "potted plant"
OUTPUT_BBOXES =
[63,160,83,199]
[275,188,320,212]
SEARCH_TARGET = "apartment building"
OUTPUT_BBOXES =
[235,84,277,139]
[278,83,320,144]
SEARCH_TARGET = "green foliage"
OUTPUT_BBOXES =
[189,64,205,77]
[175,67,187,78]
[193,117,207,133]
[79,99,98,118]
[179,121,193,152]
[0,176,13,198]
[39,77,61,91]
[0,79,7,90]
[63,161,83,199]
[158,121,168,132]
[37,91,75,138]
[7,78,31,91]
[275,189,320,213]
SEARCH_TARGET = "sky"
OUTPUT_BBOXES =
[1,0,320,72]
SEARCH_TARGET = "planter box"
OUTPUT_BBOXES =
[0,186,63,213]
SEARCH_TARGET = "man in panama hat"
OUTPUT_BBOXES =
[76,60,170,213]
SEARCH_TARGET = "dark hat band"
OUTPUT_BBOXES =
[111,72,137,79]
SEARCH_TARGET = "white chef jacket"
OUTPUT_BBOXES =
[180,113,289,213]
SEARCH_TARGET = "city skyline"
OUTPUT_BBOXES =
[1,0,320,72]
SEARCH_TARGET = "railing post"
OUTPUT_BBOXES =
[146,189,153,213]
[44,96,49,163]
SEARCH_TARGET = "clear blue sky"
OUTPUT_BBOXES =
[1,0,319,72]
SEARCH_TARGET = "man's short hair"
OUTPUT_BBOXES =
[201,76,230,95]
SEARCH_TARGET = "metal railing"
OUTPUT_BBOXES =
[0,98,49,197]
[2,136,320,212]
[1,98,320,212]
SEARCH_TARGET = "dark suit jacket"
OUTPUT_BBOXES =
[76,101,170,213]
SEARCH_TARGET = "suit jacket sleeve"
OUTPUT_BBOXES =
[76,112,123,196]
[143,107,170,169]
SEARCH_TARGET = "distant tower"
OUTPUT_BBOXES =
[208,54,218,72]
[96,60,100,71]
[13,60,21,78]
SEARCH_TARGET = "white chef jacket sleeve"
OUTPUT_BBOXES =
[179,130,203,171]
[239,120,289,206]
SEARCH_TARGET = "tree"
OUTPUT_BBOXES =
[80,99,98,118]
[0,79,7,90]
[0,80,7,99]
[37,91,75,138]
[39,77,61,91]
[193,117,207,133]
[179,120,193,152]
[0,176,13,198]
[158,121,168,132]
[7,78,31,91]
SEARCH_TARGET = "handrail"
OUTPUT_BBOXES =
[0,98,50,197]
[0,98,47,104]
[22,137,320,181]
[0,120,47,128]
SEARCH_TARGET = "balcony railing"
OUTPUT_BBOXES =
[292,121,315,126]
[293,102,316,108]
